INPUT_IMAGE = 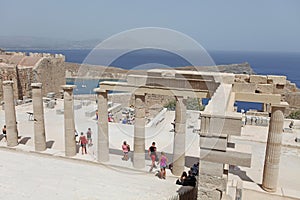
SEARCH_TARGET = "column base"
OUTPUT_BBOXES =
[133,152,145,169]
[262,185,277,193]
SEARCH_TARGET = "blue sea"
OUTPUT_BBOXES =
[7,49,300,111]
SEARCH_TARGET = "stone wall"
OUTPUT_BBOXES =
[33,57,65,98]
[0,65,19,100]
[0,51,66,101]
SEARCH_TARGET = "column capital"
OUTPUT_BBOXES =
[31,83,42,89]
[61,85,76,91]
[3,81,14,86]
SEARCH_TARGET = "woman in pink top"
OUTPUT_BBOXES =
[159,152,168,179]
[122,141,130,161]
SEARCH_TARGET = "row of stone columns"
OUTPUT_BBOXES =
[2,80,287,192]
[2,82,188,175]
[3,81,47,151]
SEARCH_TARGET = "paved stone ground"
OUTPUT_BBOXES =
[0,99,300,199]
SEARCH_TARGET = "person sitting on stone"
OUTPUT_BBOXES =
[176,171,187,185]
[182,170,197,187]
[191,162,199,176]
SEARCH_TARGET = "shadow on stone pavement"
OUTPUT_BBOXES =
[46,140,55,149]
[18,137,31,145]
[229,166,254,182]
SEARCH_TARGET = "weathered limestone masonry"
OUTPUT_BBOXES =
[262,103,287,192]
[61,85,77,157]
[133,93,146,168]
[172,96,187,176]
[94,89,109,162]
[31,83,47,151]
[3,81,18,147]
[0,51,65,101]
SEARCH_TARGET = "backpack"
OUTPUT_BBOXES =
[127,144,130,151]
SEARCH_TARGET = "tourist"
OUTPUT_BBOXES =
[122,141,130,161]
[2,125,7,142]
[176,171,187,185]
[148,142,157,172]
[158,151,168,179]
[78,132,87,155]
[191,162,199,176]
[183,170,197,187]
[289,120,294,129]
[74,129,79,143]
[95,110,98,120]
[108,112,114,122]
[86,128,92,145]
[170,120,175,132]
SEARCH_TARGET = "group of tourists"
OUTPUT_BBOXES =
[75,128,93,155]
[121,141,169,179]
[175,162,199,187]
[148,142,168,179]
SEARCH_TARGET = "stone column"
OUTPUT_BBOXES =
[61,85,77,157]
[133,93,146,169]
[3,81,18,147]
[262,103,287,192]
[172,96,186,176]
[31,83,46,151]
[94,89,109,162]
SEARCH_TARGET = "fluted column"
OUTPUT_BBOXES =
[3,81,18,147]
[94,88,109,162]
[31,83,46,151]
[133,93,146,168]
[262,103,287,192]
[61,85,76,157]
[172,96,187,176]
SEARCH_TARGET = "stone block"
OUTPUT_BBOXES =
[273,84,285,94]
[234,74,250,83]
[127,75,147,86]
[200,147,251,167]
[232,83,256,93]
[250,75,267,84]
[200,136,227,151]
[209,117,242,136]
[267,75,286,85]
[200,160,224,177]
[256,84,273,94]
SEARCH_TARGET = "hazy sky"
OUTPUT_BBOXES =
[1,0,300,52]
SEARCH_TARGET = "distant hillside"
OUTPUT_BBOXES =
[0,36,101,49]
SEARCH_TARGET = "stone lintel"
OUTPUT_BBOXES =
[235,93,281,104]
[93,88,106,93]
[200,112,242,120]
[61,85,76,90]
[31,83,42,88]
[271,101,289,108]
[3,80,14,85]
[200,136,227,151]
[99,82,209,98]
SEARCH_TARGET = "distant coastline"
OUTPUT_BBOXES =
[4,48,300,88]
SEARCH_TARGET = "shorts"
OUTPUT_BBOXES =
[160,165,167,170]
[81,144,86,148]
[123,151,128,155]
